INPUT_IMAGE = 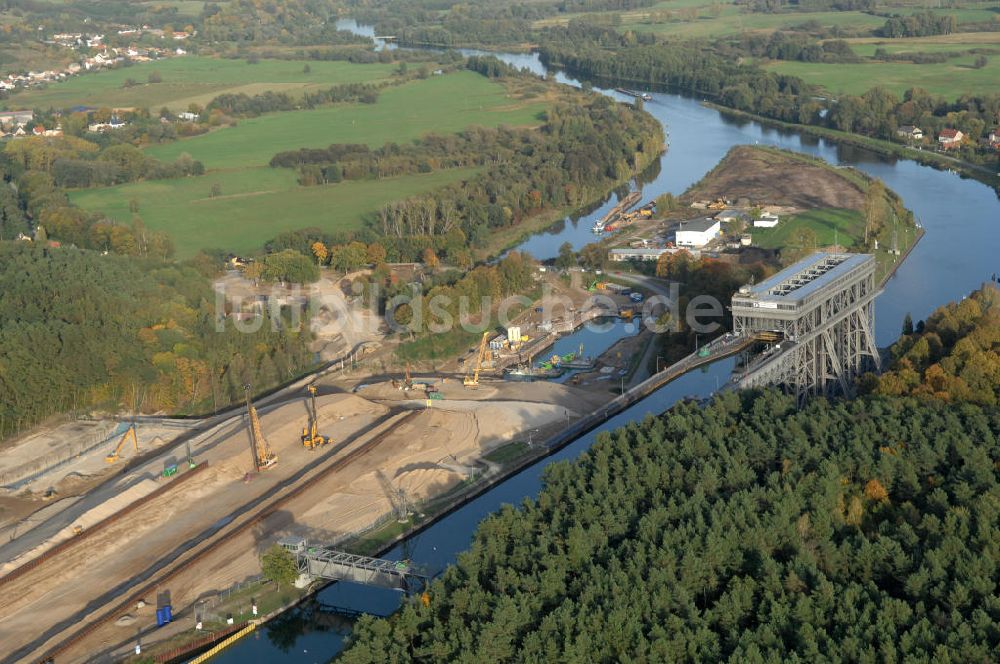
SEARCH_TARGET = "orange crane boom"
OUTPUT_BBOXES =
[244,384,277,471]
[464,331,490,387]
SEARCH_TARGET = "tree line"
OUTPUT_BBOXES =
[871,283,1000,405]
[0,242,314,442]
[536,21,1000,161]
[269,65,662,252]
[342,386,999,662]
[877,10,957,39]
[205,82,380,118]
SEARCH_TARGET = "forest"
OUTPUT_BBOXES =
[342,386,999,662]
[0,243,314,441]
[872,283,1000,405]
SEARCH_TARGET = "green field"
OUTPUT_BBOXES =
[146,71,545,169]
[766,54,1000,98]
[72,70,546,257]
[845,31,1000,56]
[619,8,887,38]
[71,167,478,258]
[2,56,396,112]
[750,208,865,250]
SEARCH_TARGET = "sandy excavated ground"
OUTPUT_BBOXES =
[0,393,387,662]
[2,379,603,663]
[215,270,385,361]
[682,145,866,211]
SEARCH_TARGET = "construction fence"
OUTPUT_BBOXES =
[0,420,120,489]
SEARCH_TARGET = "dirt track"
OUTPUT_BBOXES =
[682,145,866,211]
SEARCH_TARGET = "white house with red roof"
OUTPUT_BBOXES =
[938,128,964,148]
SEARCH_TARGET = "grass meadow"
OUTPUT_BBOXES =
[71,71,547,257]
[2,56,397,112]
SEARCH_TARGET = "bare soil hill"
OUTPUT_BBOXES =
[681,145,867,210]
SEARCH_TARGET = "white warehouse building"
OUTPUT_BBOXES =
[675,217,721,248]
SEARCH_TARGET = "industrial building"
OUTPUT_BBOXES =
[608,247,668,262]
[675,217,721,248]
[753,212,780,228]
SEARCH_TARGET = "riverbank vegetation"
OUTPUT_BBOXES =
[342,386,1000,662]
[872,283,1000,404]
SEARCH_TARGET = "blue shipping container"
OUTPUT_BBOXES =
[155,608,165,627]
[163,604,173,622]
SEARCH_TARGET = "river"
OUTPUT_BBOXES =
[215,30,1000,664]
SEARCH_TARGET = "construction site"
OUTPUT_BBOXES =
[0,232,674,663]
[0,349,612,663]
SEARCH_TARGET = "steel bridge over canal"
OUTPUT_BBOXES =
[280,537,428,593]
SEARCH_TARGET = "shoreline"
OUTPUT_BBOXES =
[703,102,1000,192]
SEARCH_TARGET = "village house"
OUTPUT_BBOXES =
[87,117,127,132]
[0,110,33,129]
[938,128,964,149]
[896,125,924,141]
[989,128,1000,149]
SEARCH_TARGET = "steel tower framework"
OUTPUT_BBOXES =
[731,252,880,404]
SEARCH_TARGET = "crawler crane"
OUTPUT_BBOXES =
[301,385,332,450]
[244,384,277,471]
[464,331,490,387]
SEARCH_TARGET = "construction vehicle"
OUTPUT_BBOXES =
[105,424,138,464]
[72,525,84,536]
[464,331,490,387]
[244,384,277,471]
[162,464,178,478]
[301,385,331,450]
[185,442,197,469]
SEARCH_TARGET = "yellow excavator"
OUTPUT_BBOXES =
[464,331,490,387]
[105,424,138,464]
[244,384,277,471]
[301,385,331,450]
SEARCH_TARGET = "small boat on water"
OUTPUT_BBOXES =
[615,88,653,101]
[593,191,643,232]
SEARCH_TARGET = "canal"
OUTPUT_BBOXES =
[215,31,1000,664]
